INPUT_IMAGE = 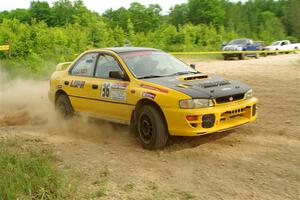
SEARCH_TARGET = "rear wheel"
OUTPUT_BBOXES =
[55,94,73,119]
[137,105,169,150]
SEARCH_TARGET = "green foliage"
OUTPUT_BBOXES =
[283,0,300,39]
[258,11,286,43]
[30,1,51,24]
[0,140,67,199]
[103,2,163,33]
[187,0,225,27]
[169,4,189,27]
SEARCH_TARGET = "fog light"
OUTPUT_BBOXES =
[202,114,215,128]
[186,115,198,121]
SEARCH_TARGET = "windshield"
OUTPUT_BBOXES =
[119,51,197,78]
[228,39,250,45]
[271,41,280,45]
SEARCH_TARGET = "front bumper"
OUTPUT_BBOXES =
[162,97,257,136]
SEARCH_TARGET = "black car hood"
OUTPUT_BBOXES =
[143,74,251,99]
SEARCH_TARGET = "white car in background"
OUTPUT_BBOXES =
[264,40,300,53]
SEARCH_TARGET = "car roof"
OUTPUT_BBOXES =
[102,47,161,53]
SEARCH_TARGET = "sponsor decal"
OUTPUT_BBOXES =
[56,85,62,89]
[140,84,168,93]
[101,82,112,98]
[142,92,156,100]
[101,82,128,101]
[70,80,85,88]
[111,82,128,90]
[111,90,127,101]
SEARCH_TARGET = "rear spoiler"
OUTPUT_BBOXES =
[56,62,72,71]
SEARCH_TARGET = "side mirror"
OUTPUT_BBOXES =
[190,64,196,69]
[109,71,127,80]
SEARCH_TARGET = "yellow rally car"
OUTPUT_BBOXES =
[49,47,257,149]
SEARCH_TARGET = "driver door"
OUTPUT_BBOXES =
[87,53,134,123]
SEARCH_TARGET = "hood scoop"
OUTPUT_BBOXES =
[180,74,208,81]
[200,80,231,88]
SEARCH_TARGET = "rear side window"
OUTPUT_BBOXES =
[71,53,98,76]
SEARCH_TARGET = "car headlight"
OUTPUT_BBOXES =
[179,99,214,109]
[245,89,253,99]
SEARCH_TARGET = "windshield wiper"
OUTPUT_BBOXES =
[168,71,198,76]
[138,75,165,79]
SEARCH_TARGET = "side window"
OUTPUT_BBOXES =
[71,53,98,76]
[95,54,124,79]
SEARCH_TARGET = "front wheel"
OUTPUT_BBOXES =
[137,105,169,150]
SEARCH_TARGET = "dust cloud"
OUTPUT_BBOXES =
[0,69,54,126]
[0,69,131,144]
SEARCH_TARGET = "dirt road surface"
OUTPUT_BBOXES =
[1,54,300,199]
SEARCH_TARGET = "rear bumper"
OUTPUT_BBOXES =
[162,97,257,136]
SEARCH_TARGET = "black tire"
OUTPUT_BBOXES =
[223,55,228,60]
[129,113,138,136]
[55,94,73,119]
[255,53,259,59]
[137,105,169,150]
[239,54,245,60]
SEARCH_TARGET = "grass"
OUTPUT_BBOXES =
[86,179,108,198]
[174,189,196,200]
[0,139,67,199]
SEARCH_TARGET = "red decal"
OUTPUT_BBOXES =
[120,51,152,58]
[114,82,128,87]
[140,84,168,93]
